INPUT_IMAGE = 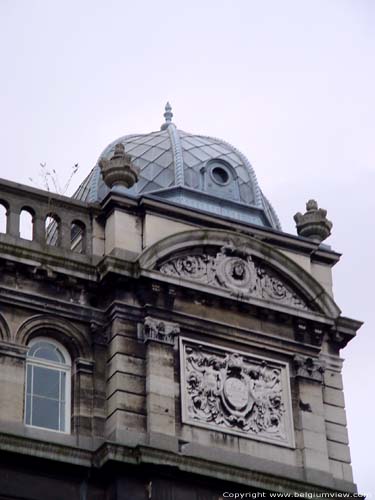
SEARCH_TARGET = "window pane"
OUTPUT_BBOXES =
[29,342,64,363]
[26,364,32,394]
[33,366,60,399]
[59,401,66,432]
[25,394,31,425]
[60,372,66,403]
[31,395,59,430]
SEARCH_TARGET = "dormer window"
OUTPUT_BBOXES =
[201,160,239,201]
[211,164,230,185]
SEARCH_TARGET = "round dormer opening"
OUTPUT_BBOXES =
[210,163,230,185]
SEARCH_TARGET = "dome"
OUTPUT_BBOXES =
[75,104,281,230]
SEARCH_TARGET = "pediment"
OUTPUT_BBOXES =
[157,242,310,312]
[138,229,341,318]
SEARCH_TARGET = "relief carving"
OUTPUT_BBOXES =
[293,355,325,383]
[181,339,294,447]
[143,316,180,345]
[159,243,308,310]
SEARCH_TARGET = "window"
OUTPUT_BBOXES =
[25,338,71,433]
[211,164,230,185]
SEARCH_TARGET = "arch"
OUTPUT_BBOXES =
[138,229,341,318]
[16,315,92,360]
[0,200,9,234]
[0,313,11,342]
[20,207,35,240]
[70,219,86,254]
[45,213,61,246]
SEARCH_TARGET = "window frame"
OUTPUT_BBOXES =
[24,337,71,434]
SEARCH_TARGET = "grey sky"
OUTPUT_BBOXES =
[1,0,374,492]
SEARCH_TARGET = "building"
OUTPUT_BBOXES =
[0,104,362,498]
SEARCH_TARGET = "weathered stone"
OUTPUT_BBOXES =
[99,143,139,189]
[327,440,351,463]
[326,422,349,444]
[323,386,345,408]
[0,121,361,496]
[294,200,333,243]
[324,404,347,426]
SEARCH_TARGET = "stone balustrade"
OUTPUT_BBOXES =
[0,178,93,256]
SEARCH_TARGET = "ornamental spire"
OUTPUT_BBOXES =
[161,101,173,130]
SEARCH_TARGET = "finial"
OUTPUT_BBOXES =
[161,102,173,130]
[98,143,139,189]
[294,199,333,243]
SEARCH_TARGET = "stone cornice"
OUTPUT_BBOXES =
[0,237,97,281]
[0,434,350,494]
[98,192,341,266]
[0,341,28,359]
[0,284,104,324]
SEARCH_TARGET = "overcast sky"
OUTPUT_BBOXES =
[1,0,374,493]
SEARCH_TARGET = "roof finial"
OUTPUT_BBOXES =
[161,102,173,130]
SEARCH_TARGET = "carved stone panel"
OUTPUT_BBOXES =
[180,338,295,447]
[159,243,309,311]
[142,316,180,345]
[294,355,325,383]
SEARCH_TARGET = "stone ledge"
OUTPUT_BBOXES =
[0,427,357,494]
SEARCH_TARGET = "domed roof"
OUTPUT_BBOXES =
[75,104,281,230]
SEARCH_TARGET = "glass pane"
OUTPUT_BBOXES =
[33,366,60,399]
[25,394,31,425]
[31,395,59,430]
[59,401,66,432]
[29,341,64,363]
[60,372,66,402]
[26,364,32,394]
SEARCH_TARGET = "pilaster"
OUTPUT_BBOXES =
[294,355,330,473]
[143,317,179,437]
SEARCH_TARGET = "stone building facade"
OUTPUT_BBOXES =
[0,106,361,498]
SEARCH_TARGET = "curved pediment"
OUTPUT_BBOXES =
[138,229,341,318]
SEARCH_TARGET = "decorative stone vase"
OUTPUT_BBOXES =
[294,199,332,243]
[99,143,139,189]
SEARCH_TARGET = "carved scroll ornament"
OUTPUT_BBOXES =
[159,244,308,311]
[180,339,294,447]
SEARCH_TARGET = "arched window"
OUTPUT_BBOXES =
[25,338,71,433]
[20,208,34,240]
[0,202,8,234]
[45,214,60,246]
[71,220,86,254]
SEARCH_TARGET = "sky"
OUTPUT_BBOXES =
[0,0,374,493]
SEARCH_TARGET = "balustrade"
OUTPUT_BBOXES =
[0,179,92,256]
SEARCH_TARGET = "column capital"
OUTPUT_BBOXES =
[142,316,180,346]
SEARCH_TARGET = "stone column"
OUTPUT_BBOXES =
[60,221,71,250]
[293,355,331,481]
[33,214,46,245]
[143,317,179,439]
[7,207,20,238]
